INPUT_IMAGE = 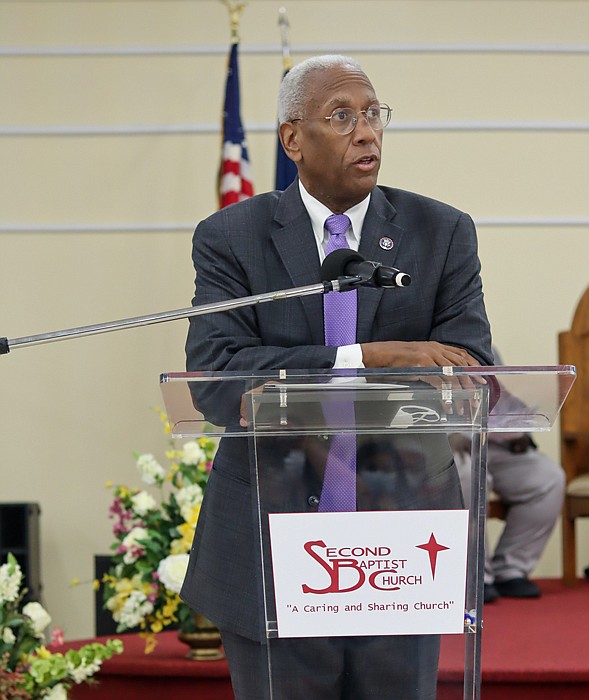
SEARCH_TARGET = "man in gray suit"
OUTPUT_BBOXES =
[181,55,492,699]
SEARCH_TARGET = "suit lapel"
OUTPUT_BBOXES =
[357,188,404,342]
[271,183,326,344]
[269,185,405,346]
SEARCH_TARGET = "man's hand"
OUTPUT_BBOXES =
[239,384,266,427]
[360,340,479,369]
[360,340,486,415]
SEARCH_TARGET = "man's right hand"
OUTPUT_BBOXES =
[360,340,479,369]
[360,340,486,415]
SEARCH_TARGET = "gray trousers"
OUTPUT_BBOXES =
[455,443,564,583]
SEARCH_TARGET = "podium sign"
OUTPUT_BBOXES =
[161,365,575,700]
[269,509,469,638]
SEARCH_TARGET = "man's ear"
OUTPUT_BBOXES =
[279,122,302,163]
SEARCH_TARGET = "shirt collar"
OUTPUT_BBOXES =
[298,180,371,253]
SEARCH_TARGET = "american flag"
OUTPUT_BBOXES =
[218,42,253,209]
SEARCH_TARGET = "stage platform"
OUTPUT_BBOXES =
[65,578,589,699]
[438,578,589,699]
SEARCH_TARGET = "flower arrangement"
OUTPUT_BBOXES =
[101,410,217,652]
[0,553,123,699]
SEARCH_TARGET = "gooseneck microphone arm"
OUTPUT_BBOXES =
[0,249,411,356]
[0,276,361,356]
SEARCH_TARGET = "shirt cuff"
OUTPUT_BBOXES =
[334,344,365,369]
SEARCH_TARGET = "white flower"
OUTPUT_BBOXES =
[0,558,22,604]
[135,453,166,485]
[157,554,189,594]
[22,601,52,637]
[121,527,149,564]
[181,441,205,466]
[44,684,68,700]
[131,490,157,516]
[175,483,204,522]
[116,589,154,628]
[67,657,102,684]
[2,626,15,644]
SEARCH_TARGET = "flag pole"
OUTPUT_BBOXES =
[275,7,298,191]
[278,7,292,71]
[222,0,246,44]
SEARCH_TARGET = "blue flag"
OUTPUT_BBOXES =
[275,70,298,191]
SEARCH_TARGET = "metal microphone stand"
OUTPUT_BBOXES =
[0,275,362,356]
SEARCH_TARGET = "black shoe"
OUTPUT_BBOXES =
[484,583,500,603]
[495,578,541,598]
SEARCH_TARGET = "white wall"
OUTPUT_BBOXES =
[1,0,588,640]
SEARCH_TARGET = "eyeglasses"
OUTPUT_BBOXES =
[292,103,392,136]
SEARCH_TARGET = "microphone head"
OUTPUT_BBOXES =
[320,248,365,281]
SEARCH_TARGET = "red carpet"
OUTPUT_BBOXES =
[66,579,589,699]
[438,578,589,699]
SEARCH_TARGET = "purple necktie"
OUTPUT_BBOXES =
[319,214,357,513]
[323,214,357,345]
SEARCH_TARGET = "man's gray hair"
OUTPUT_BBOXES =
[277,55,364,124]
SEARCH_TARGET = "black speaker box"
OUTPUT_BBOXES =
[0,502,42,603]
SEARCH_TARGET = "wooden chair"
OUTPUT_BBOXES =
[487,494,507,521]
[559,285,589,586]
[448,432,507,520]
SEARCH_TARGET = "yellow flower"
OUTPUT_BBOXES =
[185,504,201,527]
[114,577,134,595]
[154,593,181,627]
[170,539,187,555]
[36,646,51,659]
[151,620,163,633]
[162,598,180,618]
[156,407,172,435]
[141,631,157,654]
[105,574,151,613]
[130,574,154,597]
[105,592,125,614]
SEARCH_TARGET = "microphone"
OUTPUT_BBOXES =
[320,249,411,289]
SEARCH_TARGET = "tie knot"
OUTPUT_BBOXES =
[325,214,351,237]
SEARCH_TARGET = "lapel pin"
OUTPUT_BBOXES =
[379,237,394,250]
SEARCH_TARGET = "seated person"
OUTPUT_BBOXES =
[450,349,565,603]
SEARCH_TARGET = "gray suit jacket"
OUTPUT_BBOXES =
[180,181,492,640]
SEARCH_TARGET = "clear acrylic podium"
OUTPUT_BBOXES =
[161,365,575,700]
